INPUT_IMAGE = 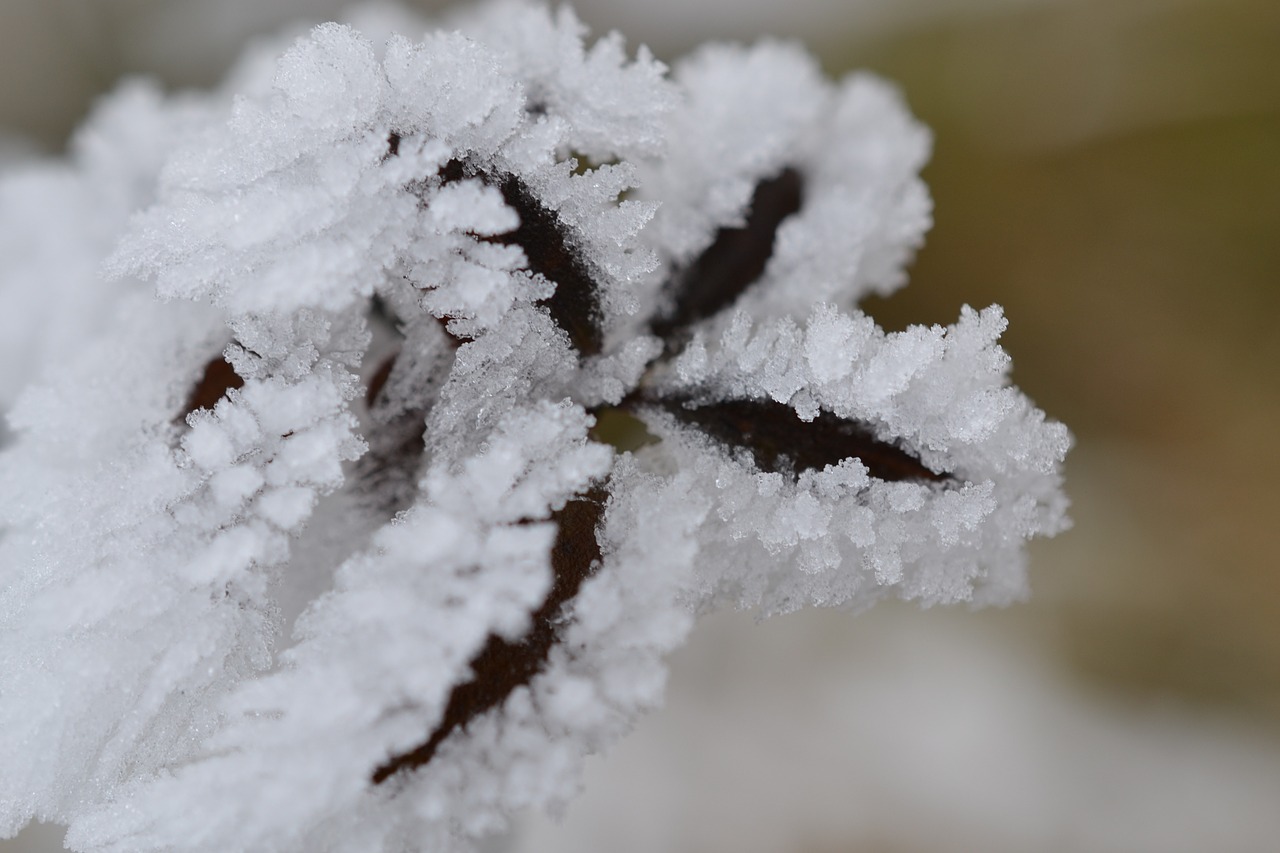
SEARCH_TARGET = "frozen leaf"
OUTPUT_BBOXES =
[0,4,1069,852]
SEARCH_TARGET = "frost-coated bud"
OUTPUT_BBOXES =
[0,3,1069,852]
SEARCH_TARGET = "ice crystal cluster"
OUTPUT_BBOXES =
[0,3,1069,851]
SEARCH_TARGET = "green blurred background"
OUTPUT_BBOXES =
[1,0,1277,849]
[844,0,1280,723]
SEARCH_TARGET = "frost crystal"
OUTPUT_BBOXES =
[0,3,1070,851]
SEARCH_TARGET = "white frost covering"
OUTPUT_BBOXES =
[0,293,364,837]
[650,303,1070,613]
[66,401,614,853]
[374,458,697,851]
[637,43,932,315]
[0,80,217,409]
[0,3,1070,852]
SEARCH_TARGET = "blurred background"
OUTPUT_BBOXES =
[2,0,1277,850]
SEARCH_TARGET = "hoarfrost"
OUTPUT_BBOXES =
[0,3,1070,851]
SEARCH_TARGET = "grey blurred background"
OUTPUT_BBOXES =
[2,0,1278,850]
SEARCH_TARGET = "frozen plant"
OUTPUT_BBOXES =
[0,2,1070,852]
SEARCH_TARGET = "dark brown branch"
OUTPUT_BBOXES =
[490,173,603,356]
[179,354,244,420]
[651,396,948,483]
[651,168,804,346]
[364,353,397,410]
[427,158,604,356]
[371,485,609,785]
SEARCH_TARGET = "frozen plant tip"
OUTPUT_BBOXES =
[0,3,1070,852]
